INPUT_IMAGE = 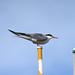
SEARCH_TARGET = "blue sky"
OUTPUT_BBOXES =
[0,0,75,75]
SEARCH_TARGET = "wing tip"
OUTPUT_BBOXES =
[8,29,12,32]
[8,29,18,35]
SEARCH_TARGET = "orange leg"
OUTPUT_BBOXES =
[37,43,40,46]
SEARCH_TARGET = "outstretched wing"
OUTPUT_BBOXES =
[31,33,47,42]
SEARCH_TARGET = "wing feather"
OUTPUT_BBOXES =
[31,33,47,42]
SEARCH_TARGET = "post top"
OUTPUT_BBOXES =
[73,48,75,53]
[37,46,42,48]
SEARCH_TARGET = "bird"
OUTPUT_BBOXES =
[8,29,58,46]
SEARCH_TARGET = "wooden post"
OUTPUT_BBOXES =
[37,46,43,75]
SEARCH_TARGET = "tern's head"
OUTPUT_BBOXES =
[45,34,58,39]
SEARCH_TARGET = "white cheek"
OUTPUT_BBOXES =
[46,36,52,39]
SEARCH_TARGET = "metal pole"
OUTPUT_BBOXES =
[73,48,75,75]
[37,46,43,75]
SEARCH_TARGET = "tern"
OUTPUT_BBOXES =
[8,29,58,46]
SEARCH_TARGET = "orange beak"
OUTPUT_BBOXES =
[52,36,58,39]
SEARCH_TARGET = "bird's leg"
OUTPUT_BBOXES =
[37,43,40,47]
